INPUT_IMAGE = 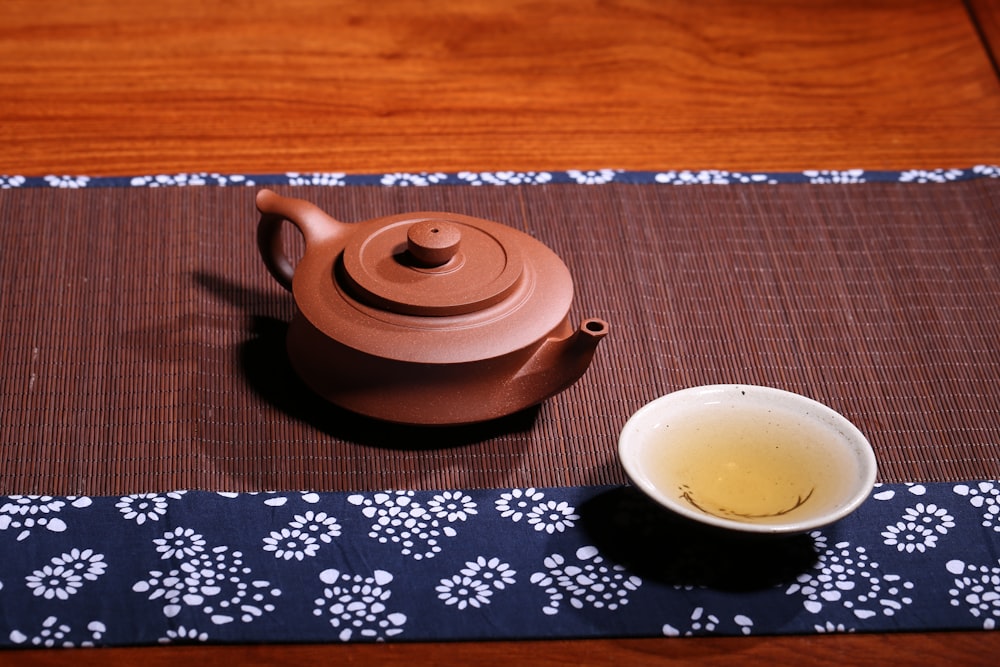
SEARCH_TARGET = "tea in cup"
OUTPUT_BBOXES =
[618,385,877,534]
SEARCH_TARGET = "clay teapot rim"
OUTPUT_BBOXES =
[256,189,583,364]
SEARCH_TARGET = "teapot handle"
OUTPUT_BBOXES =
[256,189,344,291]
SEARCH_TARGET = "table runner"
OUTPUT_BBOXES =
[1,167,999,646]
[2,481,999,647]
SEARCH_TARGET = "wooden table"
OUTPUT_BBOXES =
[3,1,998,664]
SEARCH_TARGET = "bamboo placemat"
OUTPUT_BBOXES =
[2,180,998,495]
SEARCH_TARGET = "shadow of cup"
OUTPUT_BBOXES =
[578,486,820,592]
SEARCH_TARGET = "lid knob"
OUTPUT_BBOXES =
[407,220,461,267]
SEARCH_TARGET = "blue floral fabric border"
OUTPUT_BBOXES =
[2,481,999,648]
[1,165,998,190]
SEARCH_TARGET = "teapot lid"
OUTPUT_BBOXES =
[341,216,523,316]
[292,210,575,364]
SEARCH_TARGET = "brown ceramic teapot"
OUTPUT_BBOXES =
[256,189,608,425]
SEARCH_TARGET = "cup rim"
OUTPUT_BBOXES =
[617,384,879,534]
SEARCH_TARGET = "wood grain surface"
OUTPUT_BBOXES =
[3,0,999,665]
[3,0,999,175]
[6,632,997,667]
[969,0,1000,74]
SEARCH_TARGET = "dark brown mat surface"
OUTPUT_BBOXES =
[2,181,999,495]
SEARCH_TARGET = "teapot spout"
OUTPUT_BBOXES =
[514,318,609,401]
[566,318,610,357]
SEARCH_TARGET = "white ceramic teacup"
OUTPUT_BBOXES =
[618,384,878,534]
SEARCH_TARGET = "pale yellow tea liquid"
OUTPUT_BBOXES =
[642,401,860,525]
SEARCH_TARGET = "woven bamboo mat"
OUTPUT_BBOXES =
[2,181,999,495]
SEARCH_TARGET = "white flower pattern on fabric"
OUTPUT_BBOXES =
[3,165,999,189]
[8,617,106,648]
[531,546,641,616]
[159,625,209,644]
[262,528,319,561]
[457,171,553,186]
[293,510,341,541]
[116,492,186,525]
[461,556,516,590]
[128,173,254,187]
[898,168,964,183]
[131,173,207,187]
[44,175,90,189]
[3,496,66,516]
[347,491,460,560]
[803,169,866,184]
[654,169,773,185]
[217,491,322,507]
[495,488,545,522]
[313,568,407,641]
[436,575,493,610]
[285,172,347,186]
[380,172,448,187]
[814,621,855,633]
[946,559,1000,629]
[436,557,517,610]
[526,499,579,534]
[882,503,955,553]
[3,479,1000,643]
[262,511,342,561]
[954,481,1000,532]
[426,492,477,522]
[26,549,107,600]
[494,489,580,532]
[786,534,915,619]
[0,496,92,541]
[567,169,618,185]
[663,608,754,636]
[872,483,927,502]
[134,529,281,625]
[153,527,206,560]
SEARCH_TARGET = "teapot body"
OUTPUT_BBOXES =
[286,310,605,425]
[256,189,608,425]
